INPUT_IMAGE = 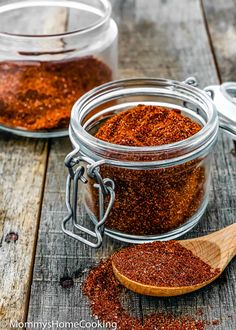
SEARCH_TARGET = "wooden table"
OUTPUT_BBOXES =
[0,0,235,329]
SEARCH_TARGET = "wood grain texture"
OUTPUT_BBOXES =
[112,0,218,87]
[0,8,68,330]
[202,0,236,81]
[25,0,236,329]
[0,137,47,329]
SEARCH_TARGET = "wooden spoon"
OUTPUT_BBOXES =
[112,224,236,297]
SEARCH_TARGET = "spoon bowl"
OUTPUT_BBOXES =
[112,224,236,296]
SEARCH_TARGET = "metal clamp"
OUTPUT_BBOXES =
[183,76,198,87]
[62,148,115,248]
[204,83,236,138]
[184,77,236,138]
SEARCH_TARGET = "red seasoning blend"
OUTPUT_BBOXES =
[83,251,220,330]
[0,56,112,131]
[91,104,205,235]
[112,241,220,287]
[0,0,118,133]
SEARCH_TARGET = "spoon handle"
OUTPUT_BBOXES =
[203,223,236,260]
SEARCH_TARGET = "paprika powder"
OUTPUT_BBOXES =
[64,78,218,245]
[112,241,220,287]
[83,253,220,330]
[91,104,205,235]
[0,56,112,131]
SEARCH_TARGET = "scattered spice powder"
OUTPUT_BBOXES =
[112,241,220,287]
[83,254,219,330]
[91,104,205,235]
[0,56,112,130]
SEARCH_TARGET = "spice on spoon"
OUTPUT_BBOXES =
[112,241,220,287]
[83,255,219,330]
[0,56,112,131]
[92,104,205,235]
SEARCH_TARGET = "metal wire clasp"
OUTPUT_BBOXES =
[62,148,115,248]
[183,77,236,137]
[183,76,198,87]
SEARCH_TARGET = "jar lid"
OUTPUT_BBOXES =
[204,82,236,137]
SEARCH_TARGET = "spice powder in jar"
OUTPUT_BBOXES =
[0,56,112,130]
[89,104,205,235]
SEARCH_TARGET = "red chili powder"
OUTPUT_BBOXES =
[0,56,112,130]
[83,256,219,330]
[112,241,220,287]
[91,104,205,235]
[96,104,201,146]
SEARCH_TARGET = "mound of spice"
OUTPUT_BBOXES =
[91,104,205,235]
[0,56,112,130]
[83,255,219,330]
[96,104,201,146]
[112,241,220,287]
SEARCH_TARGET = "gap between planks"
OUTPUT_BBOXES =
[200,0,222,83]
[23,141,51,325]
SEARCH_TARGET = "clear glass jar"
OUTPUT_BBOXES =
[62,78,220,248]
[0,0,118,138]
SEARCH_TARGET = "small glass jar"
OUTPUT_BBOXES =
[62,78,234,248]
[0,0,117,138]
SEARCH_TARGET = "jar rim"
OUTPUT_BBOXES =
[0,0,111,39]
[70,78,219,166]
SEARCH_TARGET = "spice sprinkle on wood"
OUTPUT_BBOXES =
[83,252,220,330]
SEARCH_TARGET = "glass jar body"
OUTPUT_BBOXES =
[83,156,211,240]
[0,0,118,137]
[66,78,218,245]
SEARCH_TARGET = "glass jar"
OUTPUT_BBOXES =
[0,0,117,138]
[62,78,232,248]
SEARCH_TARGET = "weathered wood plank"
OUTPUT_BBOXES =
[0,7,68,330]
[0,137,47,329]
[112,0,217,87]
[27,0,235,329]
[202,0,236,81]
